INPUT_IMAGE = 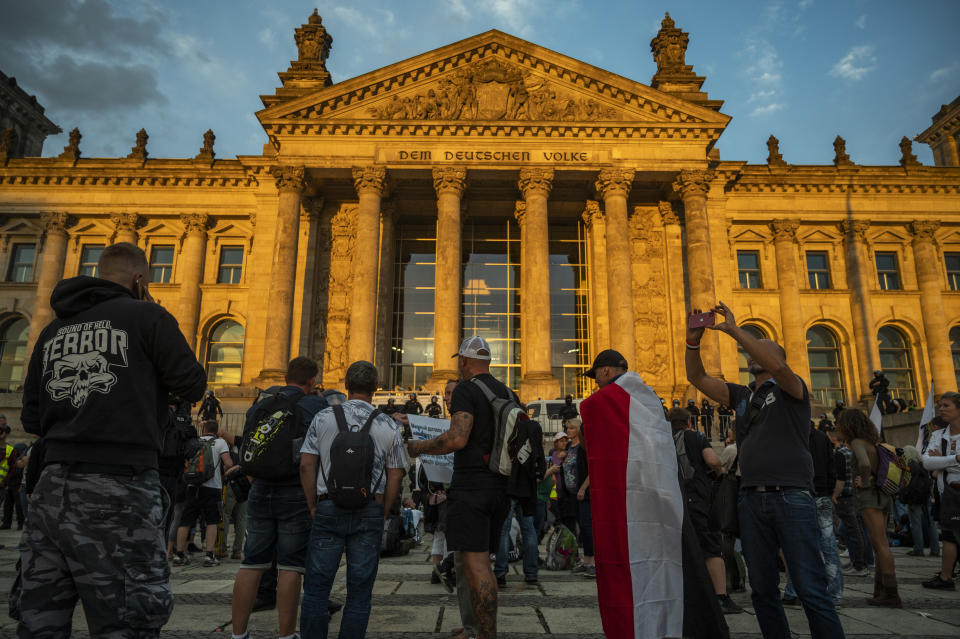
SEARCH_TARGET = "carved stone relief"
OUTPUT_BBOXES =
[629,207,670,381]
[321,204,357,387]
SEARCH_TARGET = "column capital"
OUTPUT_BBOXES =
[580,200,603,228]
[518,167,554,198]
[180,213,210,235]
[672,169,715,198]
[910,220,940,243]
[770,219,799,242]
[594,168,635,198]
[271,165,308,193]
[658,201,680,226]
[40,211,72,235]
[513,201,527,227]
[352,165,388,196]
[432,166,468,196]
[840,220,870,243]
[110,212,141,233]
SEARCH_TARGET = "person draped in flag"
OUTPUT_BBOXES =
[578,349,727,639]
[686,301,846,639]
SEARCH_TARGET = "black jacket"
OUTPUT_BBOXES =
[506,419,546,514]
[21,276,207,469]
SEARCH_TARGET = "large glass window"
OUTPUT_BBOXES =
[0,317,29,391]
[389,226,436,390]
[877,326,916,402]
[946,253,960,291]
[806,251,831,290]
[149,245,174,284]
[549,224,590,397]
[737,251,762,289]
[738,324,767,386]
[460,220,521,389]
[875,252,901,290]
[7,244,35,282]
[807,325,845,406]
[206,320,244,386]
[78,245,104,277]
[951,326,960,390]
[217,247,244,284]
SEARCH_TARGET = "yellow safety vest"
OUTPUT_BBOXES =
[0,444,13,484]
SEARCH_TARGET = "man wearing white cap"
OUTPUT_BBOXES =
[407,336,513,639]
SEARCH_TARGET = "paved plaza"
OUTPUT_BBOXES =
[0,527,957,638]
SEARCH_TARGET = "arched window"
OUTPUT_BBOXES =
[950,326,960,391]
[807,326,846,406]
[877,326,916,403]
[206,320,244,386]
[738,324,767,386]
[0,317,29,391]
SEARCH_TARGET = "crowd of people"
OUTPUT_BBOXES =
[3,241,960,639]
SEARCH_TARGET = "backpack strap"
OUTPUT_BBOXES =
[332,404,349,433]
[360,408,381,433]
[470,377,498,403]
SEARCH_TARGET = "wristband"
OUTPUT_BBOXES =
[686,340,700,350]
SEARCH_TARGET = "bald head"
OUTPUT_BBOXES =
[98,243,148,290]
[747,338,787,376]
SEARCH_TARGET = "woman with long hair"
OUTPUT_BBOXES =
[560,417,595,578]
[835,409,901,606]
[921,390,960,590]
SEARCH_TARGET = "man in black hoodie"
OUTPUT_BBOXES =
[17,242,206,637]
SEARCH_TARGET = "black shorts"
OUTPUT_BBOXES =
[179,485,222,527]
[941,527,958,545]
[688,497,722,558]
[445,489,509,553]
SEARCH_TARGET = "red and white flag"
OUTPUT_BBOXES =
[916,381,935,451]
[580,371,684,639]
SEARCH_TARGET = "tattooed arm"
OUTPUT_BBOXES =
[406,411,473,457]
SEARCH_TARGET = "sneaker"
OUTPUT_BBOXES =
[906,549,924,556]
[434,565,453,593]
[856,567,872,577]
[431,567,442,585]
[571,561,586,575]
[524,578,539,586]
[922,575,956,590]
[442,567,457,593]
[781,595,801,608]
[203,553,219,567]
[496,573,507,587]
[582,565,596,579]
[838,549,849,558]
[718,594,743,615]
[172,553,189,567]
[929,551,941,557]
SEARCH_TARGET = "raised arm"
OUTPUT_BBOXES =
[406,411,473,457]
[685,309,730,406]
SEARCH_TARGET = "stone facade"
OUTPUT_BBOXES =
[0,12,959,419]
[0,69,61,161]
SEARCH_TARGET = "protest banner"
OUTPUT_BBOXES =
[408,415,454,483]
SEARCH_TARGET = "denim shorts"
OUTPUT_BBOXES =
[241,481,312,573]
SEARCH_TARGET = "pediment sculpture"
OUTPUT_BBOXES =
[368,58,618,122]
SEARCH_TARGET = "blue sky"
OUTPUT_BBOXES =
[2,0,958,165]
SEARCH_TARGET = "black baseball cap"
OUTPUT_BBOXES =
[582,349,628,379]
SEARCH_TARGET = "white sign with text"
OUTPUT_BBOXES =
[408,415,454,484]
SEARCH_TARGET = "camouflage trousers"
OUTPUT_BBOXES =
[16,464,173,638]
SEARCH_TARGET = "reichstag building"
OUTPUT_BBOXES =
[1,11,959,413]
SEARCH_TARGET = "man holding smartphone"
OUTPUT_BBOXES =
[685,301,845,639]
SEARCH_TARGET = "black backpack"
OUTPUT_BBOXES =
[160,409,199,461]
[240,389,306,481]
[898,459,933,505]
[322,405,383,510]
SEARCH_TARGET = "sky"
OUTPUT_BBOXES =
[1,0,958,165]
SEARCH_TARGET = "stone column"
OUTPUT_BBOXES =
[581,200,610,354]
[111,213,140,246]
[428,167,467,389]
[376,203,397,386]
[673,169,722,377]
[595,168,636,368]
[349,166,388,365]
[770,220,811,383]
[257,166,308,378]
[911,221,957,394]
[517,168,559,401]
[660,202,688,394]
[176,213,209,350]
[25,212,71,356]
[841,220,880,399]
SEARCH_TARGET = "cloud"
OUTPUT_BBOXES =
[751,103,784,117]
[855,15,867,29]
[332,6,396,38]
[930,63,959,82]
[830,45,876,80]
[24,55,166,111]
[799,0,814,8]
[488,0,538,35]
[258,28,276,48]
[445,0,471,21]
[748,90,777,103]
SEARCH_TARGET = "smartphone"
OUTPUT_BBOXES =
[688,311,716,330]
[135,276,146,300]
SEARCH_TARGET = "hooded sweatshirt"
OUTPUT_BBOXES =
[21,276,207,469]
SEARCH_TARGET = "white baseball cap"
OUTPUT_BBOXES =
[452,336,492,361]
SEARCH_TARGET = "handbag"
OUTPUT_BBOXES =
[939,435,960,530]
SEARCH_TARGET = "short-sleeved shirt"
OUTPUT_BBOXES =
[677,429,712,504]
[448,373,513,492]
[199,435,230,490]
[726,378,814,490]
[835,447,854,497]
[300,399,408,498]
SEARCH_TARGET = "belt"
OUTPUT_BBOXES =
[55,462,150,478]
[742,485,805,492]
[315,493,384,503]
[317,493,330,501]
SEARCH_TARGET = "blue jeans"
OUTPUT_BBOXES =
[738,489,845,639]
[577,498,594,557]
[301,500,384,639]
[241,482,311,572]
[907,500,940,555]
[784,497,844,605]
[534,499,548,542]
[494,499,539,580]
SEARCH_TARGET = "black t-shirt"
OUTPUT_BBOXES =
[679,429,712,504]
[448,373,512,492]
[727,378,814,490]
